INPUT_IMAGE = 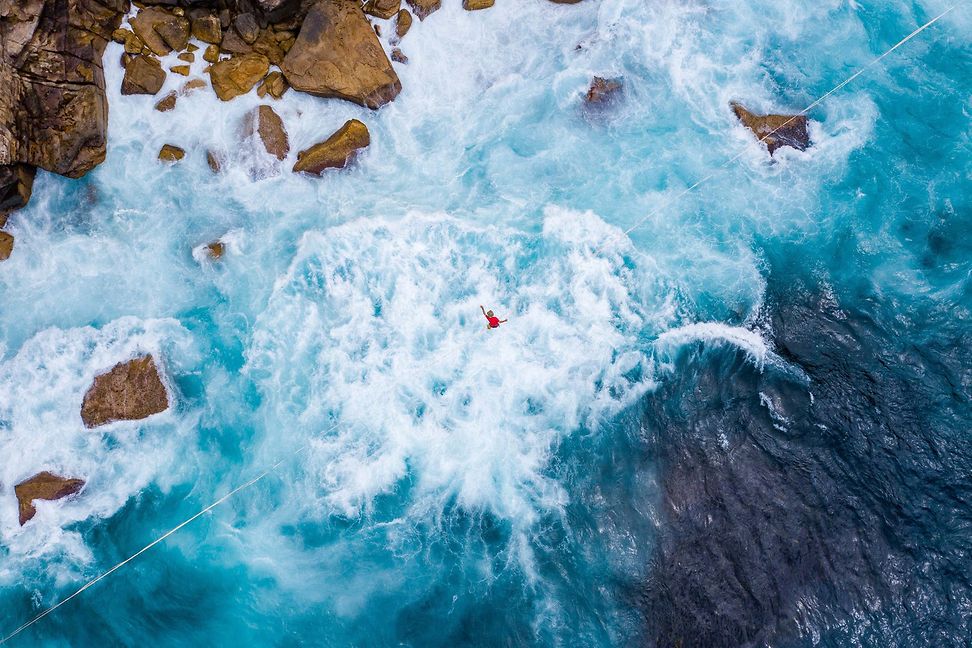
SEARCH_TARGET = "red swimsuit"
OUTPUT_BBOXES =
[487,316,500,328]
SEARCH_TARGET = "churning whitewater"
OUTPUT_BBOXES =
[1,0,971,646]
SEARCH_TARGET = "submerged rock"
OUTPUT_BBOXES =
[243,105,290,160]
[206,240,225,259]
[15,472,85,525]
[207,150,223,173]
[280,0,401,108]
[121,55,166,95]
[158,144,185,161]
[210,53,270,101]
[731,102,810,155]
[81,355,169,428]
[391,48,408,64]
[585,76,622,104]
[406,0,440,20]
[0,231,13,261]
[293,119,370,175]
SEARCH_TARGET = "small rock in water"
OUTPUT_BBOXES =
[121,55,166,95]
[406,0,440,20]
[170,64,190,76]
[730,102,810,155]
[15,472,85,525]
[181,78,207,94]
[0,231,13,261]
[158,144,185,161]
[210,53,270,101]
[293,119,371,175]
[155,92,178,112]
[391,48,408,64]
[206,241,225,259]
[178,52,195,63]
[243,105,290,160]
[187,43,199,53]
[585,76,622,104]
[364,0,401,20]
[203,44,221,63]
[207,150,223,173]
[80,355,169,428]
[395,9,413,40]
[463,0,494,9]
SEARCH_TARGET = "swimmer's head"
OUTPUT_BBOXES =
[486,310,494,317]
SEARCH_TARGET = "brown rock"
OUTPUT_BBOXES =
[243,105,290,160]
[14,472,84,525]
[293,119,370,175]
[279,36,295,53]
[123,31,146,55]
[0,0,126,188]
[406,0,440,20]
[131,7,188,56]
[364,0,401,20]
[170,64,190,76]
[112,28,129,44]
[191,14,222,44]
[280,0,401,109]
[206,241,225,259]
[181,78,207,94]
[390,48,408,64]
[158,144,185,161]
[395,9,413,39]
[187,43,199,53]
[257,70,289,99]
[549,0,583,3]
[463,0,494,9]
[234,12,260,45]
[155,91,178,112]
[80,355,169,428]
[0,164,36,214]
[731,102,810,155]
[203,44,221,63]
[0,232,13,261]
[121,55,166,95]
[585,76,622,103]
[209,53,270,101]
[251,30,286,66]
[178,52,194,63]
[207,150,223,173]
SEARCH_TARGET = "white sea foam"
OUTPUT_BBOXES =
[0,318,197,584]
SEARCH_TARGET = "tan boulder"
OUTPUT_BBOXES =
[80,355,169,428]
[0,231,13,261]
[155,91,178,112]
[731,102,810,155]
[463,0,494,9]
[15,472,84,525]
[395,9,413,39]
[121,55,166,95]
[244,105,290,160]
[170,64,190,76]
[191,14,222,44]
[293,119,370,175]
[234,13,261,45]
[203,44,221,63]
[281,0,401,109]
[209,53,270,101]
[406,0,440,20]
[131,7,189,56]
[178,52,194,63]
[159,145,185,161]
[257,71,289,99]
[364,0,401,20]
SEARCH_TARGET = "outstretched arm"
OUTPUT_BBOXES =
[499,319,508,324]
[480,305,487,318]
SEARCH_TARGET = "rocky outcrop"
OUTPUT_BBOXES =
[406,0,440,20]
[731,102,810,155]
[80,355,169,428]
[243,105,289,160]
[586,76,622,104]
[15,472,85,525]
[293,119,370,175]
[130,7,189,56]
[121,54,166,95]
[280,0,401,109]
[0,0,129,213]
[210,53,269,100]
[0,164,35,215]
[0,231,13,261]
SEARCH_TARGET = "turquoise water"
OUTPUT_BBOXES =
[1,1,971,645]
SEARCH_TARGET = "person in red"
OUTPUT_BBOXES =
[480,305,508,330]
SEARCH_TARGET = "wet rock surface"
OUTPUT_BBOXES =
[122,54,166,95]
[293,119,370,175]
[210,53,270,100]
[243,105,290,160]
[15,472,85,525]
[731,102,810,155]
[280,0,400,108]
[80,355,169,428]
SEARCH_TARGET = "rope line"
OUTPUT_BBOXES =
[614,2,961,244]
[0,437,323,645]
